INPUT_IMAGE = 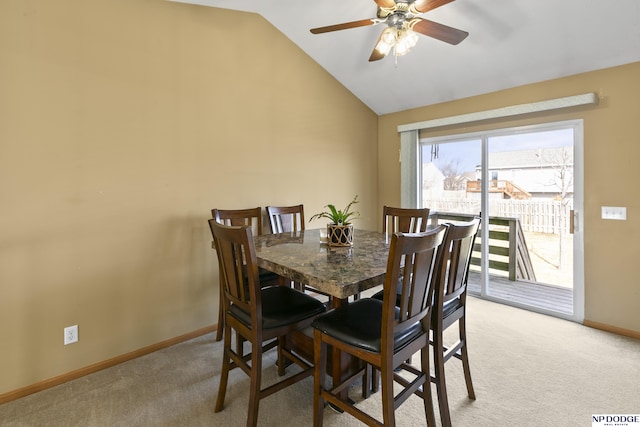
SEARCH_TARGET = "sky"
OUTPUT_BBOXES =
[421,128,574,173]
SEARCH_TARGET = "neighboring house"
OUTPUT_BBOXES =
[470,147,574,200]
[422,162,445,199]
[459,171,476,190]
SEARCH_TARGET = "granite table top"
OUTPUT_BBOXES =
[254,228,391,300]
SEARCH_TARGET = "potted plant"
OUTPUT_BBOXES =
[309,195,361,246]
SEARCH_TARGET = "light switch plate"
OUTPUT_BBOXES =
[601,206,627,220]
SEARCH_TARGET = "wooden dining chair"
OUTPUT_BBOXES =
[430,217,481,427]
[210,220,326,427]
[369,217,481,425]
[265,204,305,290]
[212,207,265,235]
[369,206,431,302]
[266,204,334,303]
[266,204,305,234]
[311,225,447,427]
[382,205,430,234]
[211,207,282,341]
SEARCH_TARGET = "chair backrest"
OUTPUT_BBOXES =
[382,206,430,234]
[208,220,262,324]
[212,207,263,236]
[434,217,481,318]
[266,205,305,234]
[381,225,447,345]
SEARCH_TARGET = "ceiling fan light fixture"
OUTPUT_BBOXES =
[394,28,418,56]
[375,26,418,57]
[374,27,397,55]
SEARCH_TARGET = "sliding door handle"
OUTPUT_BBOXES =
[570,209,575,234]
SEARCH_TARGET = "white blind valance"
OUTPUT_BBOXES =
[397,93,599,133]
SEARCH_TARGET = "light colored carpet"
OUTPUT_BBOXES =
[2,297,639,426]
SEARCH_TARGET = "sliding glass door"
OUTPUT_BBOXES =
[418,121,584,321]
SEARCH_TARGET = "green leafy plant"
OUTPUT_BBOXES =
[309,195,361,225]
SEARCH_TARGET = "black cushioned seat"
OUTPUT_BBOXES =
[230,285,326,330]
[311,298,422,354]
[259,269,281,283]
[371,288,461,319]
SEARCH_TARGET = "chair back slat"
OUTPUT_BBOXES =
[382,206,430,234]
[266,205,305,234]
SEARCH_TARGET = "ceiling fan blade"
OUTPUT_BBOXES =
[412,0,455,14]
[410,18,469,45]
[310,19,375,34]
[368,30,388,62]
[373,0,396,8]
[369,49,387,62]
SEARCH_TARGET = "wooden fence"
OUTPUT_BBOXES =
[423,198,573,234]
[494,199,572,234]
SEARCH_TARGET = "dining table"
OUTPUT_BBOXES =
[254,228,392,307]
[254,227,393,401]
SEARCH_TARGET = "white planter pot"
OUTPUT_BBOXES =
[327,223,354,247]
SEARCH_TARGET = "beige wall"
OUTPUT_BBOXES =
[0,0,378,394]
[378,62,640,334]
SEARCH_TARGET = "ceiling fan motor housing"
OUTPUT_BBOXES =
[378,1,416,26]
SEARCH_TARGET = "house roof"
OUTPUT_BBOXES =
[171,0,640,115]
[488,147,574,170]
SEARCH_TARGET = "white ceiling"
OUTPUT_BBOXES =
[171,0,640,115]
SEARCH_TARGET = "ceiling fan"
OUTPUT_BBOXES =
[310,0,468,62]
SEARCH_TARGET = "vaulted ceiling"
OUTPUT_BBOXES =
[171,0,640,115]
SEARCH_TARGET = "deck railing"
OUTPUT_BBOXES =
[430,212,536,282]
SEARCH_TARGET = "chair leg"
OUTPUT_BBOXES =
[362,364,371,399]
[215,324,232,412]
[380,362,396,427]
[420,347,437,427]
[361,364,380,397]
[313,330,327,427]
[371,367,380,393]
[277,336,286,377]
[236,332,245,358]
[247,339,262,427]
[459,316,476,400]
[433,328,452,427]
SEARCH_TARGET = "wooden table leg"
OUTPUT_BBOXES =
[285,295,364,404]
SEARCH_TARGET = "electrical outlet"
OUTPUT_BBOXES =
[64,325,78,345]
